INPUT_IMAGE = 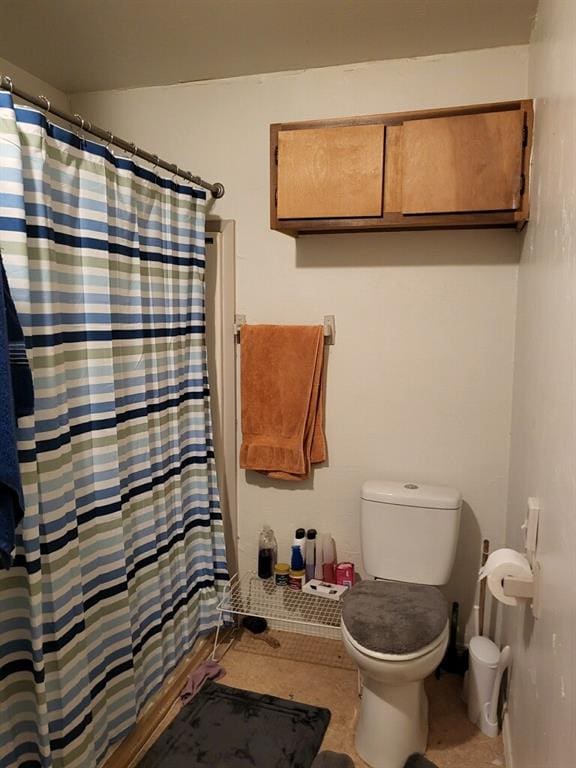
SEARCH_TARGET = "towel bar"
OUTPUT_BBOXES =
[234,314,335,345]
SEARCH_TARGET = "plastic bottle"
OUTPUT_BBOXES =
[258,525,277,579]
[270,527,278,569]
[314,533,325,580]
[322,534,336,583]
[305,529,317,583]
[293,528,306,562]
[290,544,305,572]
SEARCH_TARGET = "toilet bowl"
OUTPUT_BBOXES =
[342,612,448,768]
[342,615,449,684]
[342,480,462,768]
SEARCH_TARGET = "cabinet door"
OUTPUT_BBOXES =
[276,124,385,219]
[401,110,525,214]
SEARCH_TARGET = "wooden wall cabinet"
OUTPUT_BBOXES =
[270,100,533,235]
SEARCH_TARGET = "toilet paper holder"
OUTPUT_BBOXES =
[501,498,542,618]
[502,560,542,618]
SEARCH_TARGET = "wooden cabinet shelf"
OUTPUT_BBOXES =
[270,100,533,236]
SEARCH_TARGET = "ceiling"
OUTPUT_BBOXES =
[0,0,537,94]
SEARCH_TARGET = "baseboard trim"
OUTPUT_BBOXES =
[102,633,219,768]
[502,710,514,768]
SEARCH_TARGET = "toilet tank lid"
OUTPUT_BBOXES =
[362,480,462,510]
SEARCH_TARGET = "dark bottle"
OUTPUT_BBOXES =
[305,529,317,583]
[258,548,273,579]
[258,525,277,579]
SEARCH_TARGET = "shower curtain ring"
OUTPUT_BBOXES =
[3,75,14,93]
[73,113,86,140]
[128,142,137,160]
[105,130,114,151]
[73,113,87,146]
[152,154,159,174]
[38,94,51,112]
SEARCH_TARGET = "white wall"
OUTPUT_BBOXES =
[504,2,576,766]
[0,55,70,111]
[71,45,528,633]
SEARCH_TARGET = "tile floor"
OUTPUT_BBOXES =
[219,629,505,768]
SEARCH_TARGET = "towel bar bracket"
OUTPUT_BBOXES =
[234,314,246,343]
[234,314,335,345]
[323,315,335,345]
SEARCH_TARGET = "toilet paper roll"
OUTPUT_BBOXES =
[478,548,532,607]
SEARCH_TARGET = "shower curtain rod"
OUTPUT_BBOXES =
[0,74,225,198]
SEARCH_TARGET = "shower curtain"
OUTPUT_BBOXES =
[0,92,228,768]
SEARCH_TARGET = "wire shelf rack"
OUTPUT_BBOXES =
[212,571,345,659]
[231,627,356,670]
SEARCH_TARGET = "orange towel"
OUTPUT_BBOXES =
[239,324,327,481]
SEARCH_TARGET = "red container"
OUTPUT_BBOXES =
[335,562,355,588]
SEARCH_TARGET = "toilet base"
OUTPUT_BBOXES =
[355,675,428,768]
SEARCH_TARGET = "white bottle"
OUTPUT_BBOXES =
[322,534,336,583]
[314,533,325,580]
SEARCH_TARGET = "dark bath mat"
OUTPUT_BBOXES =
[137,680,331,768]
[311,751,355,767]
[404,754,439,768]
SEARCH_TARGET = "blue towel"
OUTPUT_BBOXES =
[0,254,33,568]
[2,259,33,418]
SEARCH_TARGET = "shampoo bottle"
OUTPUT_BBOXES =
[290,544,305,571]
[293,528,306,562]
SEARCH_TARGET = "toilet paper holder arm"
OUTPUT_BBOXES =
[503,574,534,599]
[503,560,542,618]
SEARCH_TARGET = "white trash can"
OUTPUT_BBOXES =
[467,636,500,735]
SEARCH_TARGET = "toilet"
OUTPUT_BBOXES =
[341,480,462,768]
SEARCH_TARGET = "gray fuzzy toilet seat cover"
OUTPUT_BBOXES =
[342,580,448,656]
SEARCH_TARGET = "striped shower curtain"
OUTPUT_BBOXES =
[0,92,228,768]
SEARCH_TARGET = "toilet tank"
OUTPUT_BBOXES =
[361,480,462,585]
